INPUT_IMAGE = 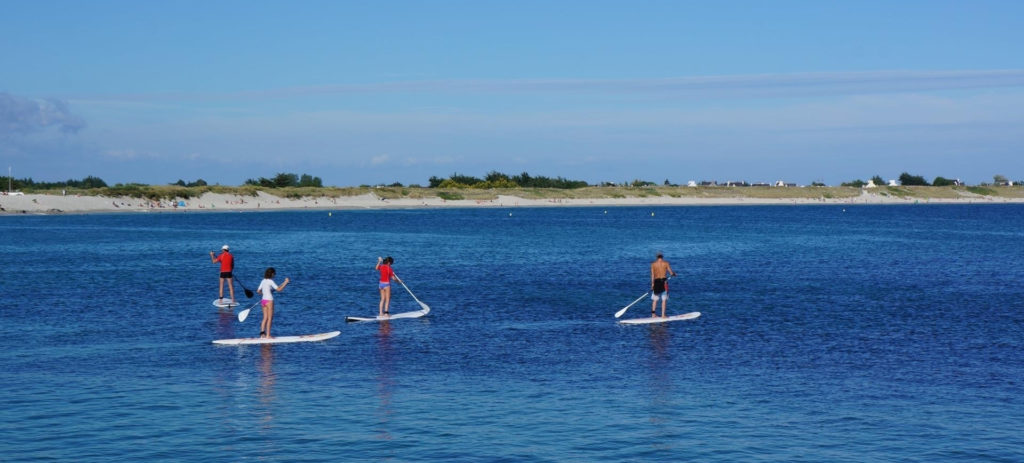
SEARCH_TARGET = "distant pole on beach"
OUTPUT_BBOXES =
[7,166,10,194]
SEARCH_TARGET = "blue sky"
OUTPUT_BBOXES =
[2,0,1023,186]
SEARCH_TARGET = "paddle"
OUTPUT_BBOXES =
[394,273,430,311]
[234,277,255,299]
[614,292,650,318]
[237,301,259,322]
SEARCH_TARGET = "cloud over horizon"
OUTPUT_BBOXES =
[0,93,86,135]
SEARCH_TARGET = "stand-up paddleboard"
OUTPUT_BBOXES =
[212,331,340,345]
[346,306,429,323]
[213,298,240,308]
[348,275,431,323]
[619,311,701,325]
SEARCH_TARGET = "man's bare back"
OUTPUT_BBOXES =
[651,258,673,280]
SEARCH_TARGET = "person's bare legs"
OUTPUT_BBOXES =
[261,301,274,337]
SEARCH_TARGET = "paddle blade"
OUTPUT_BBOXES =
[244,288,254,298]
[238,308,251,322]
[614,306,629,318]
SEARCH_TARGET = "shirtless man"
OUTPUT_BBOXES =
[650,253,677,318]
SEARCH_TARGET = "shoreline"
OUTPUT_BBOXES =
[3,190,1024,215]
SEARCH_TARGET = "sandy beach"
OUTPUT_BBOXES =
[2,188,1022,215]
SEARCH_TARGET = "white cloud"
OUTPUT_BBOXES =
[0,92,86,135]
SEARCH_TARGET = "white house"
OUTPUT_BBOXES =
[687,180,697,187]
[865,179,877,188]
[888,179,899,186]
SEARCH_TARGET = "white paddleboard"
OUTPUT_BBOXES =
[213,298,240,308]
[346,306,430,323]
[212,331,341,345]
[619,311,701,325]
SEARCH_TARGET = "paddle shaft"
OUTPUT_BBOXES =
[615,292,650,318]
[234,276,255,299]
[394,272,429,310]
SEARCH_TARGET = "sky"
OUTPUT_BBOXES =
[2,0,1023,186]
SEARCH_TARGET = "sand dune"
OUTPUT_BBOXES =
[1,189,1019,215]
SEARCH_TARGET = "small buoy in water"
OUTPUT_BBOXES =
[604,210,607,214]
[509,212,512,217]
[651,212,655,217]
[842,209,846,213]
[329,212,332,217]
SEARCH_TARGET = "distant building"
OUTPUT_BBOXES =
[687,180,697,187]
[888,179,899,186]
[699,181,717,187]
[865,179,877,188]
[751,182,771,187]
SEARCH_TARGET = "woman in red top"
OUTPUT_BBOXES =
[375,256,403,317]
[209,244,235,304]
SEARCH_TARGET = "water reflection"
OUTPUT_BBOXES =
[215,308,235,340]
[645,324,676,449]
[258,344,276,428]
[376,321,394,442]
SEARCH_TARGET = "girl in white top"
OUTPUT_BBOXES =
[256,267,290,338]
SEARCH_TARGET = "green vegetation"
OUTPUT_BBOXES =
[427,171,588,189]
[1,175,108,191]
[244,172,323,188]
[5,172,1023,204]
[437,191,464,201]
[899,172,930,186]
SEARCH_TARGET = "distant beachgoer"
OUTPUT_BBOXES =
[210,245,235,304]
[256,267,289,338]
[650,253,677,318]
[375,256,403,317]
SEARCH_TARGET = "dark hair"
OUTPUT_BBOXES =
[385,256,394,264]
[264,267,276,279]
[656,253,663,258]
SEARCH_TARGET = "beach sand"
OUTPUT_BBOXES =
[0,189,1019,215]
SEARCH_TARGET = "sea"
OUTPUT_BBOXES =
[2,205,1022,462]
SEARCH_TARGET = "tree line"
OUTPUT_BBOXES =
[2,171,1020,193]
[244,173,323,188]
[841,173,1015,187]
[1,175,108,191]
[427,171,589,189]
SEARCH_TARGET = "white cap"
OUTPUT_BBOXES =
[222,244,230,250]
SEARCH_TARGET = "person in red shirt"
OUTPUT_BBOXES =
[375,256,403,317]
[210,244,235,304]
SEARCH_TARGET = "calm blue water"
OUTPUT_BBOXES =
[2,205,1023,462]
